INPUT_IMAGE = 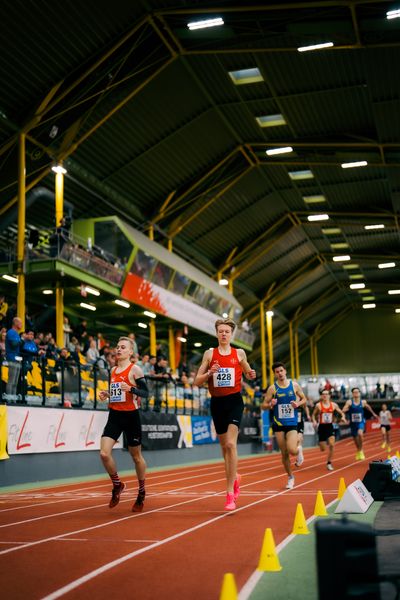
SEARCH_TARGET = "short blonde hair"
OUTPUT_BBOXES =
[118,336,134,351]
[215,318,236,332]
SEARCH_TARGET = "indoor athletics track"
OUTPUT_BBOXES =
[1,429,398,600]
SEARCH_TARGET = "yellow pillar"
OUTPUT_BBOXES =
[314,338,319,375]
[17,133,26,330]
[310,336,315,376]
[259,301,267,389]
[55,282,64,348]
[168,325,176,373]
[228,278,233,294]
[55,170,64,229]
[294,325,300,380]
[289,320,294,379]
[148,225,154,241]
[149,319,156,356]
[266,310,274,385]
[167,239,173,252]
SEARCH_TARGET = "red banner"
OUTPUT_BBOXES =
[366,417,400,433]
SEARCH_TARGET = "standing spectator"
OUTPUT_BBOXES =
[45,336,58,360]
[0,328,6,355]
[74,319,88,344]
[86,339,100,364]
[128,332,138,357]
[63,316,72,347]
[0,296,8,328]
[5,317,23,399]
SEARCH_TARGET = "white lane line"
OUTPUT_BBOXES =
[39,444,386,600]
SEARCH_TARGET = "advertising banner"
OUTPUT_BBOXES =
[192,416,218,445]
[0,405,9,460]
[140,412,193,450]
[365,417,400,433]
[7,406,121,454]
[238,414,260,443]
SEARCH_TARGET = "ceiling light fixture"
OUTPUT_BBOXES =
[51,164,67,175]
[342,264,359,270]
[228,68,263,85]
[2,274,18,283]
[81,286,100,296]
[395,308,400,313]
[350,283,365,289]
[177,337,187,343]
[144,310,156,318]
[187,17,224,30]
[387,9,400,19]
[388,289,400,295]
[114,299,130,308]
[363,296,375,301]
[194,342,202,348]
[378,262,395,269]
[42,289,54,295]
[289,169,314,180]
[266,146,293,156]
[303,195,326,204]
[362,303,376,309]
[332,255,351,262]
[307,214,329,222]
[80,302,96,311]
[364,224,384,230]
[322,227,342,235]
[266,311,274,317]
[341,160,368,169]
[137,322,148,329]
[256,114,286,128]
[297,41,334,52]
[219,278,229,286]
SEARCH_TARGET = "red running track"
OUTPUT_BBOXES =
[0,430,397,600]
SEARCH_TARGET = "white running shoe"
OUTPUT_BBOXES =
[286,476,295,489]
[295,446,304,467]
[327,463,334,471]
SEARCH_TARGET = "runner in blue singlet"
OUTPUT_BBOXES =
[342,387,378,461]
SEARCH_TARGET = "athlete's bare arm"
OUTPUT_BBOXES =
[292,382,307,408]
[99,366,116,401]
[342,399,351,413]
[193,349,218,386]
[332,402,347,422]
[261,384,277,409]
[312,403,321,426]
[237,349,256,380]
[363,400,379,419]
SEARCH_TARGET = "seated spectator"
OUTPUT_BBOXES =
[45,337,58,360]
[0,328,6,355]
[0,296,9,328]
[21,330,41,372]
[86,339,100,364]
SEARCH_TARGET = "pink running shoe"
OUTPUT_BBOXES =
[224,493,236,511]
[233,474,242,500]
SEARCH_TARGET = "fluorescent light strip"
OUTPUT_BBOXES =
[341,160,368,169]
[2,274,18,283]
[187,17,224,30]
[349,274,364,279]
[363,296,375,301]
[289,169,314,180]
[330,242,349,249]
[365,224,384,230]
[387,9,400,19]
[378,262,395,269]
[388,289,400,295]
[322,228,342,235]
[177,337,187,343]
[138,322,148,329]
[228,68,263,85]
[219,278,229,286]
[298,41,334,52]
[342,264,359,270]
[303,195,326,204]
[144,310,156,318]
[307,214,329,222]
[266,146,293,156]
[80,302,96,311]
[194,342,202,348]
[396,309,400,314]
[332,255,351,262]
[350,283,365,289]
[42,289,54,295]
[358,289,371,294]
[256,114,286,127]
[81,286,100,296]
[362,303,376,309]
[114,299,130,308]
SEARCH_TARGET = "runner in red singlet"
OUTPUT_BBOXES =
[194,318,256,511]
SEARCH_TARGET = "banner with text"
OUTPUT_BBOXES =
[140,412,193,450]
[192,416,218,445]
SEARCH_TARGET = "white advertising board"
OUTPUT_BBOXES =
[335,478,374,514]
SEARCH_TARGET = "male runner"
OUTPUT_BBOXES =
[342,387,378,460]
[312,390,346,470]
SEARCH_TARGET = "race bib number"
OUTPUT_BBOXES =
[321,412,333,424]
[110,382,126,403]
[351,413,362,423]
[278,403,294,419]
[213,368,235,388]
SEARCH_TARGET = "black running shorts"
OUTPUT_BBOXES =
[210,392,244,435]
[102,408,142,446]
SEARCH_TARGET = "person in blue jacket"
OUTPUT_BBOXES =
[5,317,23,399]
[262,361,307,489]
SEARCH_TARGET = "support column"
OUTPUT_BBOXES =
[314,338,319,375]
[168,325,176,373]
[148,225,154,241]
[55,169,64,229]
[288,320,294,379]
[310,336,315,376]
[259,301,267,390]
[55,282,64,348]
[294,325,300,379]
[266,310,274,385]
[149,319,156,357]
[167,239,173,252]
[17,133,26,330]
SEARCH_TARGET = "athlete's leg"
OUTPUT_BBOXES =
[100,436,118,476]
[319,440,327,453]
[275,431,292,477]
[219,423,240,493]
[128,444,147,481]
[286,429,299,457]
[327,436,335,463]
[381,425,387,448]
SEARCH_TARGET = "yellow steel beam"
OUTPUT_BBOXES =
[310,336,315,376]
[55,282,64,349]
[16,134,26,330]
[266,310,274,385]
[259,301,267,390]
[288,319,294,379]
[168,325,176,372]
[55,170,64,228]
[149,320,156,357]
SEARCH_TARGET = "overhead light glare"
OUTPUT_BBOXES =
[378,262,395,269]
[342,263,359,270]
[297,41,334,52]
[332,255,350,262]
[387,9,400,19]
[388,289,400,295]
[256,114,286,128]
[341,160,368,169]
[363,296,375,301]
[144,310,156,318]
[187,17,224,30]
[349,274,364,279]
[303,195,326,204]
[177,337,187,343]
[114,299,130,308]
[266,311,274,317]
[289,169,314,180]
[137,322,148,329]
[2,274,18,283]
[364,224,384,230]
[228,68,263,85]
[362,303,376,309]
[42,289,54,295]
[307,214,329,222]
[51,164,67,175]
[350,283,365,290]
[322,227,342,235]
[266,146,293,156]
[80,302,96,311]
[194,342,202,348]
[82,286,100,296]
[358,288,371,294]
[222,312,229,318]
[219,278,229,286]
[395,308,400,313]
[330,242,349,249]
